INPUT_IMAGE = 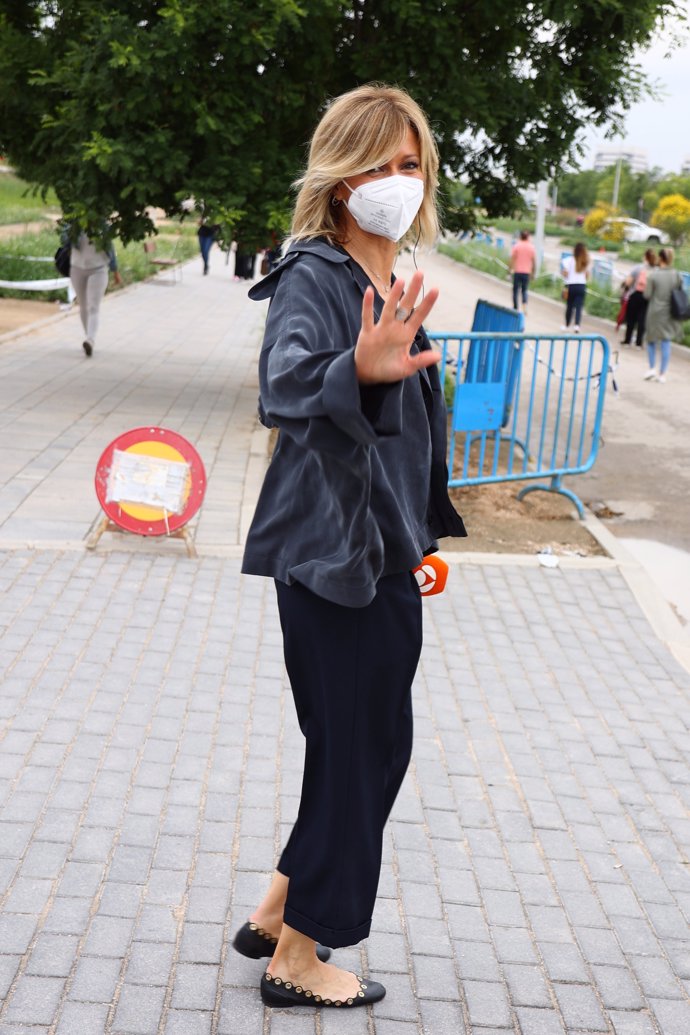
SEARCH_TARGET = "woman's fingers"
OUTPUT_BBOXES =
[360,285,375,333]
[401,286,438,336]
[409,348,442,372]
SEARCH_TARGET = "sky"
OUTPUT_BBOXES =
[581,7,690,175]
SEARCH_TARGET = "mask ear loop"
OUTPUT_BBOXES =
[411,217,424,302]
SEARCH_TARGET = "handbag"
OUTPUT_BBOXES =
[561,285,568,301]
[54,243,71,277]
[670,284,690,320]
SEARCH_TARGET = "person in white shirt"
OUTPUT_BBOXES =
[67,228,122,357]
[561,242,590,332]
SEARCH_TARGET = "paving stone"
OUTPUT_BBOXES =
[591,964,645,1010]
[463,979,511,1028]
[179,922,224,964]
[366,930,409,973]
[552,982,608,1032]
[26,933,80,978]
[164,1010,213,1035]
[171,963,219,1011]
[609,1011,663,1035]
[217,986,267,1034]
[455,939,502,982]
[0,913,38,953]
[418,998,468,1035]
[112,983,167,1034]
[404,915,452,959]
[0,955,21,999]
[502,963,552,1008]
[515,1007,567,1035]
[69,956,122,1003]
[125,941,176,986]
[412,953,460,1000]
[83,915,135,958]
[574,925,626,966]
[4,974,65,1025]
[648,998,690,1035]
[55,1001,110,1035]
[491,926,539,965]
[372,972,418,1023]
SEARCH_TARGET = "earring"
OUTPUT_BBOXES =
[330,196,341,207]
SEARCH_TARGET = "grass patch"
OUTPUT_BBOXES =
[487,216,565,238]
[0,224,199,300]
[438,240,510,279]
[0,173,59,225]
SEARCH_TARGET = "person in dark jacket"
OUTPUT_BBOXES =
[197,218,220,275]
[233,84,466,1011]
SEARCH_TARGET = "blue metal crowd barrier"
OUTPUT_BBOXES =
[431,331,611,518]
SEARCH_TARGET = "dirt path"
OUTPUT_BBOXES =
[0,297,61,336]
[0,219,56,238]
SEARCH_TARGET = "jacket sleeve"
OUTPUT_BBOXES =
[259,257,404,453]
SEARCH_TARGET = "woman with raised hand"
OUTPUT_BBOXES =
[234,83,466,1010]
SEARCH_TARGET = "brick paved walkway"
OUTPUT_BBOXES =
[0,259,689,1034]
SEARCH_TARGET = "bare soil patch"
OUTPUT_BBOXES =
[0,297,60,336]
[446,479,606,556]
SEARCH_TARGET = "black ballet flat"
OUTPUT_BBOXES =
[261,970,386,1008]
[82,341,93,357]
[233,922,331,963]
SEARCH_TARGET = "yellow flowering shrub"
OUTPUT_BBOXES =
[651,194,690,245]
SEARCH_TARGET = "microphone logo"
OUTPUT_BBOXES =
[412,555,449,596]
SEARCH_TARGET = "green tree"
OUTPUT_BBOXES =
[556,170,604,212]
[0,0,684,244]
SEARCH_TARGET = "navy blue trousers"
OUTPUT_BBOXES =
[275,571,422,948]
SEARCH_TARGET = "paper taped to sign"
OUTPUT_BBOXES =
[106,449,190,513]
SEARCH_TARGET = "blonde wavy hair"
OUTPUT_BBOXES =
[291,84,440,248]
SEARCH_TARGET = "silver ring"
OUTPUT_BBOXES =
[394,306,411,322]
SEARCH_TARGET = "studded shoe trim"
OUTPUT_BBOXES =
[248,922,278,945]
[264,971,368,1007]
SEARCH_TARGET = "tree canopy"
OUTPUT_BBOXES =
[0,0,683,245]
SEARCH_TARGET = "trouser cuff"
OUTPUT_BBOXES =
[283,904,371,949]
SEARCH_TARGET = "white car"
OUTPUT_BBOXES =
[600,217,669,245]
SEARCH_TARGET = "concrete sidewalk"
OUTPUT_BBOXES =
[0,259,689,1034]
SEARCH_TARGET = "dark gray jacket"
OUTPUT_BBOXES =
[241,237,466,607]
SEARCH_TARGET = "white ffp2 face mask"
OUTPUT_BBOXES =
[345,174,424,242]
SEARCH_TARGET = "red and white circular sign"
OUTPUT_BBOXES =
[95,427,206,536]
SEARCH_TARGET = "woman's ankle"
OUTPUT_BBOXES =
[249,909,283,937]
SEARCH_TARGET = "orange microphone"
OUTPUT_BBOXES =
[412,554,449,596]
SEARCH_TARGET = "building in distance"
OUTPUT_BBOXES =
[593,146,648,174]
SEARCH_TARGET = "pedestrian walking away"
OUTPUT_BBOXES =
[509,229,536,313]
[197,218,220,275]
[64,224,121,357]
[623,248,657,348]
[643,246,682,383]
[561,241,589,332]
[235,83,466,1011]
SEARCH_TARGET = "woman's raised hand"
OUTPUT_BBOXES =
[354,270,440,385]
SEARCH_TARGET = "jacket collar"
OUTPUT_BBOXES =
[248,237,348,301]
